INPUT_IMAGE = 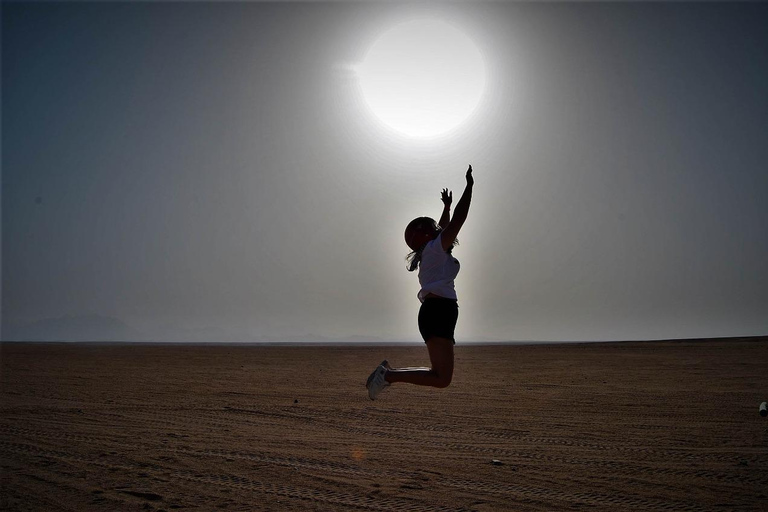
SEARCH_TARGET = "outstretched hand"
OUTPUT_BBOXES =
[466,164,474,186]
[441,188,453,207]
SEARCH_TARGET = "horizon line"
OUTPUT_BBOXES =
[1,334,765,347]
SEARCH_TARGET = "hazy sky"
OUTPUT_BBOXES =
[3,2,767,342]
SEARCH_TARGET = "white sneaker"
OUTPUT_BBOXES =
[366,360,390,400]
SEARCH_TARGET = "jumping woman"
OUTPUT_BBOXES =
[366,165,474,400]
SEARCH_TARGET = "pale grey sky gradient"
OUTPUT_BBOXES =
[3,2,767,342]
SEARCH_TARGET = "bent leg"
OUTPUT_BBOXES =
[385,337,454,388]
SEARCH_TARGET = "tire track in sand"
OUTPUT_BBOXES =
[0,441,462,511]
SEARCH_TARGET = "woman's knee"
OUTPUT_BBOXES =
[434,368,453,388]
[425,337,454,388]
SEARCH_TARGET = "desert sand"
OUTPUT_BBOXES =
[1,339,766,511]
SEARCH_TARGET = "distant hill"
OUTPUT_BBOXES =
[3,314,145,342]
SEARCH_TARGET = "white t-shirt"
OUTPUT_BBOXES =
[417,233,460,302]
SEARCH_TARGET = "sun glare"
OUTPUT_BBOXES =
[356,19,486,139]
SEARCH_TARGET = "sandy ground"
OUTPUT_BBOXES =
[1,339,767,511]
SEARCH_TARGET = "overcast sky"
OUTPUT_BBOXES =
[3,2,767,342]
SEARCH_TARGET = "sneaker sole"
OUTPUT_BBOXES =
[366,361,389,400]
[366,360,389,389]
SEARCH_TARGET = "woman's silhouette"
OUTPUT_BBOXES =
[367,165,474,399]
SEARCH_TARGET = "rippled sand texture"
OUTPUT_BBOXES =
[2,339,766,511]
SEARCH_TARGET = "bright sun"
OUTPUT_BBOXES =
[356,19,486,139]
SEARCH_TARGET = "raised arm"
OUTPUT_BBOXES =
[438,188,452,229]
[440,165,474,251]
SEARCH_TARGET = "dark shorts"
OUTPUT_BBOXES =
[418,297,459,343]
